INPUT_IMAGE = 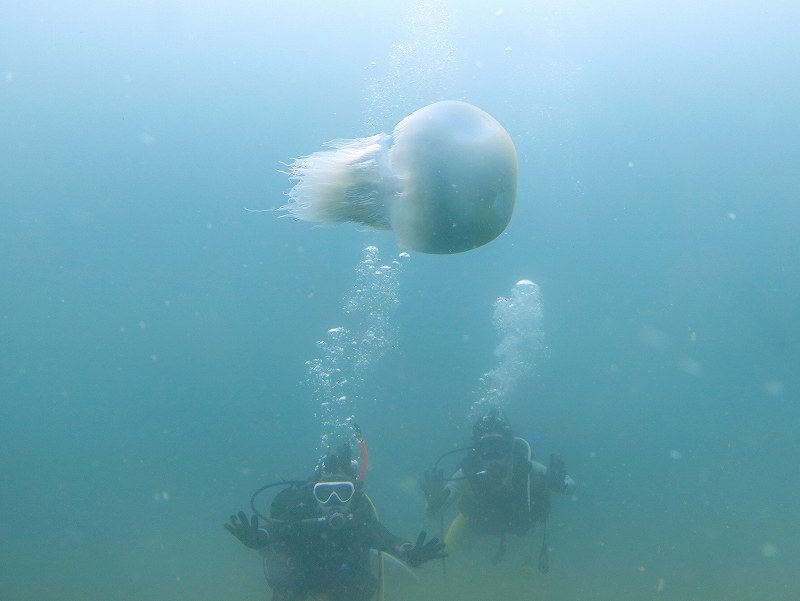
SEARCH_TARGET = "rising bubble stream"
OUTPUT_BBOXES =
[305,246,409,454]
[470,279,548,418]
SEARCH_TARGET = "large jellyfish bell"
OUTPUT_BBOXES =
[281,101,518,254]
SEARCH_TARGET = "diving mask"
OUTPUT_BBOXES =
[476,433,511,462]
[313,481,355,505]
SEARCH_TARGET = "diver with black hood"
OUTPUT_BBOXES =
[225,434,446,601]
[421,408,574,568]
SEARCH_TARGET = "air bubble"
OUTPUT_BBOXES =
[471,279,547,417]
[306,246,409,455]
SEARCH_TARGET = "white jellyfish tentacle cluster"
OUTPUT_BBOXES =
[281,101,518,255]
[284,134,397,229]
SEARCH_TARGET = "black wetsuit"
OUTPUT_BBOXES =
[458,440,550,536]
[261,482,407,601]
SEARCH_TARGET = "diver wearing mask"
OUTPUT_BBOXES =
[421,408,575,566]
[225,440,446,601]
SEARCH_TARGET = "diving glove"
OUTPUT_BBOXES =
[224,511,270,550]
[400,531,447,567]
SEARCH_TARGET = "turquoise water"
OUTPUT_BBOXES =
[2,2,798,600]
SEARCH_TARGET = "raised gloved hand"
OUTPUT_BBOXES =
[224,511,270,550]
[420,468,448,514]
[400,531,447,567]
[545,453,567,492]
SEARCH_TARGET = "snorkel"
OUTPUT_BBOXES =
[352,421,369,482]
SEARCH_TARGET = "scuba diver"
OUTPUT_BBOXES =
[225,434,446,601]
[420,407,575,568]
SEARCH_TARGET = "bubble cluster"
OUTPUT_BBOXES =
[306,246,409,453]
[471,279,548,417]
[345,246,409,374]
[364,1,457,129]
[305,326,353,452]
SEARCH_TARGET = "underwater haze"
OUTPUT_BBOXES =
[2,1,799,600]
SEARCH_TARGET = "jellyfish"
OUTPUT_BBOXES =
[280,101,518,254]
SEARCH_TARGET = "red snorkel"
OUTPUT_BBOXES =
[352,422,369,482]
